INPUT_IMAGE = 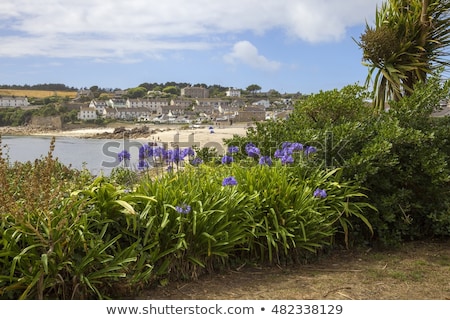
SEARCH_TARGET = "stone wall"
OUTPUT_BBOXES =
[30,115,63,129]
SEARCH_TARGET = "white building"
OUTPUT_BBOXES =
[252,99,270,109]
[0,96,29,107]
[116,107,152,121]
[89,100,108,114]
[77,106,98,120]
[126,98,166,114]
[226,88,241,98]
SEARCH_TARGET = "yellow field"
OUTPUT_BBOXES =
[0,89,78,99]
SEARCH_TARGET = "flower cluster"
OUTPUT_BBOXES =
[222,176,238,186]
[258,155,273,166]
[245,143,261,158]
[222,141,317,168]
[175,203,192,214]
[228,145,239,153]
[191,157,203,166]
[313,188,327,198]
[136,143,196,170]
[274,141,317,164]
[221,155,233,164]
[304,146,317,156]
[118,150,131,162]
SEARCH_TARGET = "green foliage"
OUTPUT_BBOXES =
[232,164,374,263]
[109,166,139,188]
[0,108,34,126]
[126,87,147,99]
[162,86,180,96]
[242,76,450,245]
[0,129,374,298]
[292,84,372,127]
[356,0,450,110]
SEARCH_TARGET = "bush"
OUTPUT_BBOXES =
[236,77,450,245]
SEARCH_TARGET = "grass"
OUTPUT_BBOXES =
[134,239,450,300]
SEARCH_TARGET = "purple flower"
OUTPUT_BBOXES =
[170,148,181,162]
[245,142,256,152]
[245,143,260,158]
[118,150,131,162]
[259,155,273,166]
[313,188,327,198]
[176,204,192,214]
[181,147,195,159]
[221,155,234,164]
[304,146,317,156]
[228,145,239,153]
[281,155,294,165]
[222,176,238,186]
[290,142,303,152]
[191,157,203,166]
[246,146,260,158]
[139,144,153,159]
[152,146,166,158]
[274,149,286,159]
[138,159,149,170]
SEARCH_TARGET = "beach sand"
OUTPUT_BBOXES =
[31,124,250,153]
[144,125,248,151]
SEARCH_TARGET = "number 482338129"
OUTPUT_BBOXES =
[271,304,343,315]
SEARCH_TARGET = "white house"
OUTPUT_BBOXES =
[77,106,98,120]
[126,98,166,114]
[89,100,107,114]
[115,107,152,121]
[252,99,270,109]
[0,96,29,107]
[107,98,127,108]
[102,107,118,119]
[226,88,241,97]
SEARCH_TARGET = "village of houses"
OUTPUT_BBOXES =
[0,86,294,126]
[76,86,294,125]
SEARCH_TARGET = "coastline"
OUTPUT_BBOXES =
[0,123,251,149]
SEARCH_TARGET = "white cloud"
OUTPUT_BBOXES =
[0,0,383,58]
[224,41,281,72]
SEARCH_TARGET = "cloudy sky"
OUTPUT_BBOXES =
[0,0,383,94]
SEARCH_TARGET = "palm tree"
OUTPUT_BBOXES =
[356,0,450,111]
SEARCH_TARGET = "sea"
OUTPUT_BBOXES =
[0,135,153,176]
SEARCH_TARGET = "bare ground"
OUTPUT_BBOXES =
[135,239,450,300]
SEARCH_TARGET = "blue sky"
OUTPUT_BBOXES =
[0,0,383,94]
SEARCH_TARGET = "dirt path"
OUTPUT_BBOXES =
[135,239,450,300]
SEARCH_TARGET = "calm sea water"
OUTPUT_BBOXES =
[1,135,151,175]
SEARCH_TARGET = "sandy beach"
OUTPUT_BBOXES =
[0,123,251,153]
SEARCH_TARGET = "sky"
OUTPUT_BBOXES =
[0,0,384,94]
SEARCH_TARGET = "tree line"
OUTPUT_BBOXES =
[0,83,77,91]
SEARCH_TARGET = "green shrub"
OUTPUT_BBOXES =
[236,77,450,245]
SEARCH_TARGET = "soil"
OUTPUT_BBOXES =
[135,239,450,300]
